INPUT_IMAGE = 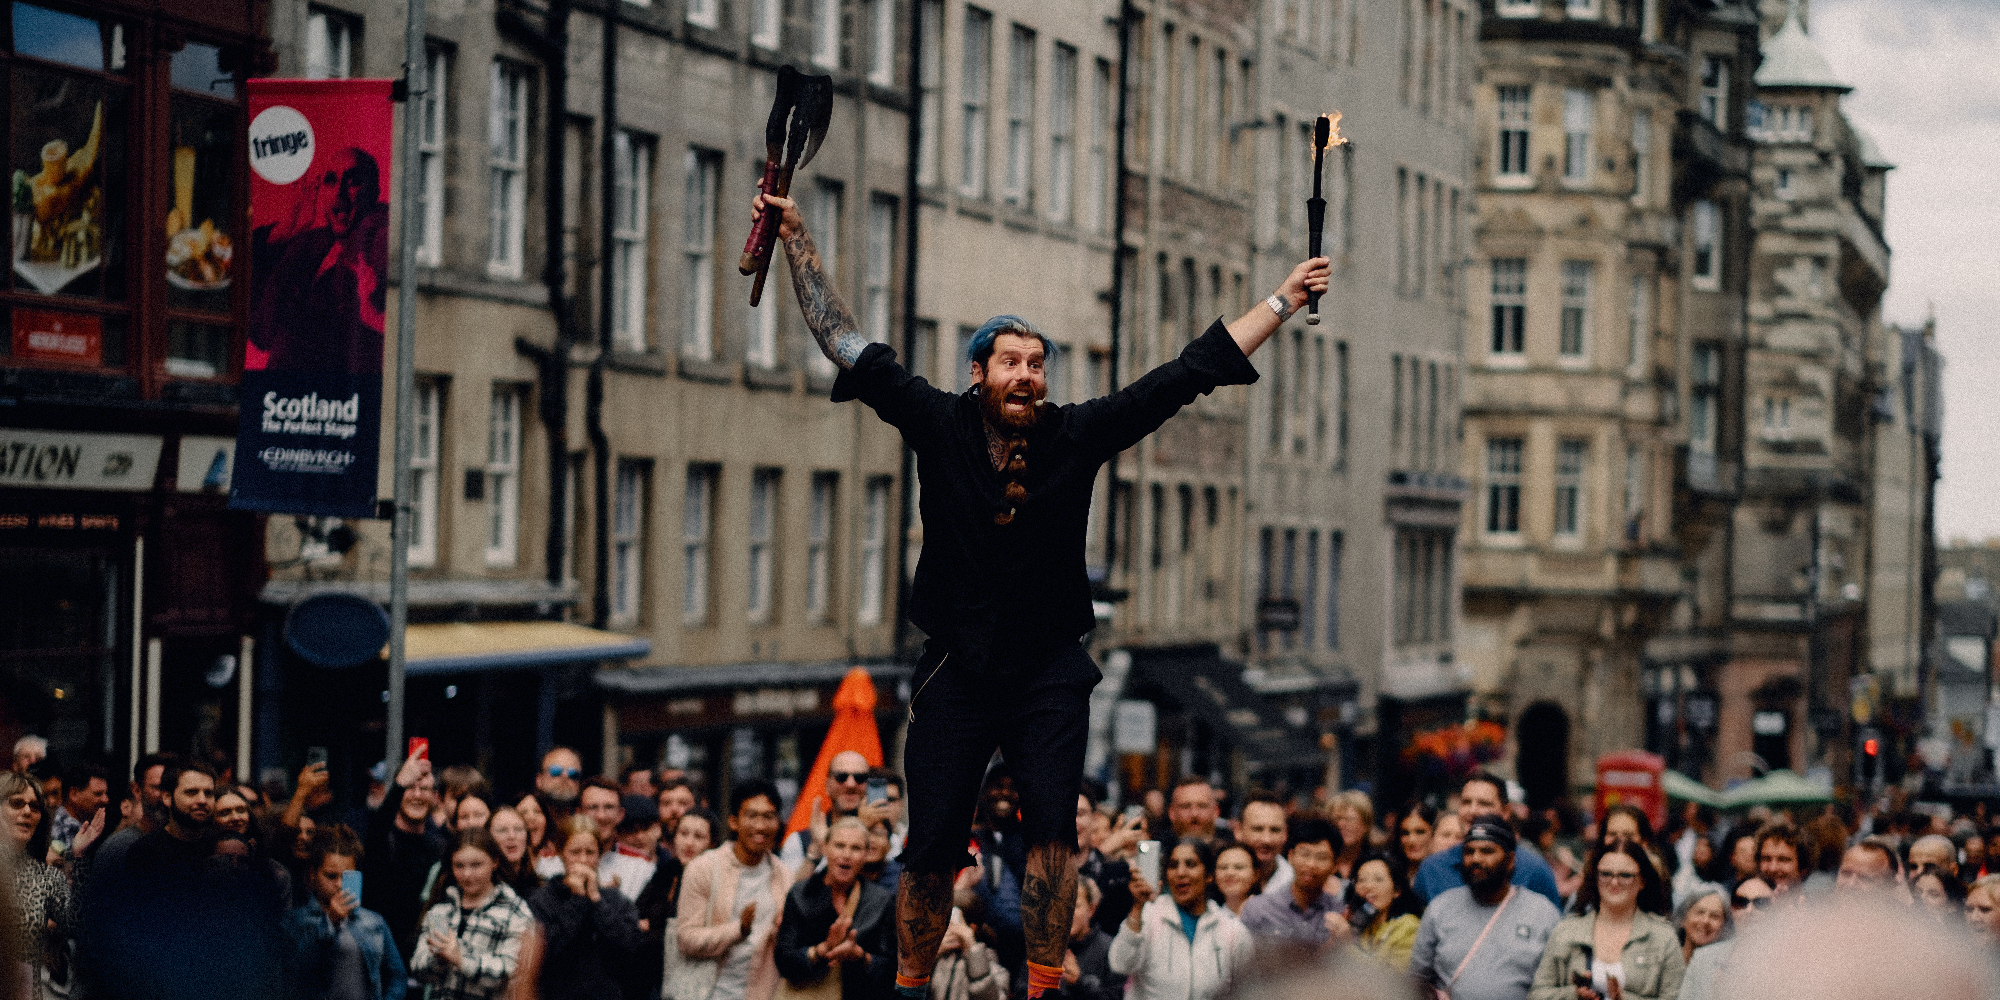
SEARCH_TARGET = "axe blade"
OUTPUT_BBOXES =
[766,66,803,158]
[791,72,835,170]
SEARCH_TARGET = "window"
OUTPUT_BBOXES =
[1560,260,1592,359]
[1256,526,1273,651]
[750,0,779,47]
[612,460,647,625]
[1566,0,1598,17]
[1630,108,1651,205]
[563,453,584,585]
[1049,43,1076,222]
[1178,36,1197,180]
[1334,340,1350,470]
[1497,85,1531,179]
[1699,55,1728,129]
[1003,25,1034,206]
[960,8,991,197]
[746,187,779,368]
[812,0,840,68]
[1490,258,1526,355]
[409,381,441,567]
[611,131,652,351]
[916,0,942,184]
[1554,438,1585,538]
[858,477,890,624]
[748,468,780,621]
[1761,394,1792,439]
[1301,528,1319,646]
[1628,272,1650,372]
[1390,355,1403,452]
[1496,0,1537,16]
[1325,530,1343,648]
[1774,167,1793,199]
[808,179,844,376]
[683,148,721,358]
[954,324,976,392]
[868,0,895,86]
[1691,199,1720,290]
[806,473,837,621]
[1690,345,1719,455]
[1393,528,1451,645]
[1279,526,1296,649]
[305,8,356,80]
[683,466,716,624]
[1085,59,1109,230]
[415,47,447,266]
[1623,442,1645,539]
[687,0,718,28]
[1562,88,1591,183]
[863,195,896,343]
[486,385,523,565]
[487,61,529,279]
[1485,438,1522,535]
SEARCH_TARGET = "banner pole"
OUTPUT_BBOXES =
[386,0,427,773]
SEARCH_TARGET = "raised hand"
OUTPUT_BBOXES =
[71,807,105,857]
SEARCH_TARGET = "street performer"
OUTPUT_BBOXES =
[751,188,1329,1000]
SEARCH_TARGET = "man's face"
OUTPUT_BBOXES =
[1288,840,1338,896]
[139,765,166,807]
[971,333,1048,433]
[1458,780,1504,827]
[400,774,435,824]
[980,777,1019,827]
[624,770,656,799]
[1461,839,1512,893]
[1169,783,1219,838]
[581,786,624,834]
[539,749,583,803]
[1239,802,1288,866]
[170,772,215,829]
[66,777,107,818]
[1909,836,1956,876]
[729,794,781,861]
[827,752,870,814]
[324,150,375,236]
[1836,846,1894,894]
[1759,839,1801,888]
[658,785,695,826]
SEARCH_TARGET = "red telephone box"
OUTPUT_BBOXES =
[1595,750,1666,833]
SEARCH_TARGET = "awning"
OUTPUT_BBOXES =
[596,659,908,695]
[400,621,650,675]
[1126,644,1324,772]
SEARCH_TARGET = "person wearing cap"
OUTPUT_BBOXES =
[1413,773,1563,909]
[1411,815,1560,1000]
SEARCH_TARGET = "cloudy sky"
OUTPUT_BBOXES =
[1811,0,2000,542]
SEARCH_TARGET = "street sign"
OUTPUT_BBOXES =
[1256,598,1301,631]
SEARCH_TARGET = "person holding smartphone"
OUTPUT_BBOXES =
[283,827,409,1000]
[1529,842,1684,1000]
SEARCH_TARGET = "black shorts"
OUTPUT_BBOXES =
[898,640,1100,874]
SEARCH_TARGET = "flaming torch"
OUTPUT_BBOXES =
[1306,111,1348,326]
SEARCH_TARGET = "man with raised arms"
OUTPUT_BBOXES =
[751,188,1329,1000]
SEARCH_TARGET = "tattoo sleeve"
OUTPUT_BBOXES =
[781,227,868,370]
[896,870,956,979]
[1022,842,1080,968]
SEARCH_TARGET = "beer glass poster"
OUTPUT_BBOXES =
[230,79,392,519]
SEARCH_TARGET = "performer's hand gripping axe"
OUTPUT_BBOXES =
[740,65,834,306]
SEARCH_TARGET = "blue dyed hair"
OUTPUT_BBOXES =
[966,315,1054,368]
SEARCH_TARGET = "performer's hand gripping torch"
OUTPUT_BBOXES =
[740,66,833,306]
[1305,112,1347,325]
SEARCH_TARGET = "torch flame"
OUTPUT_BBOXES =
[1323,110,1349,147]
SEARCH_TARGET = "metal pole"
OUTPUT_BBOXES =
[386,0,428,771]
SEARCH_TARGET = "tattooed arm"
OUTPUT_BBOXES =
[754,192,868,370]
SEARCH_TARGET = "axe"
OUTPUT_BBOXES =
[740,65,834,306]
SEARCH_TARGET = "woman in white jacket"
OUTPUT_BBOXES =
[1109,839,1253,1000]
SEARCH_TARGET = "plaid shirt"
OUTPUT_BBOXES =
[410,882,535,1000]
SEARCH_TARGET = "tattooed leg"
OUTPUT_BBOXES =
[780,226,869,370]
[1022,842,1081,968]
[896,869,956,980]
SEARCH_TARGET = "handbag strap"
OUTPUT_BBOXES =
[1448,886,1516,987]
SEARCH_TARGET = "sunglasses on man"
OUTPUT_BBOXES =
[1731,894,1773,911]
[546,766,583,779]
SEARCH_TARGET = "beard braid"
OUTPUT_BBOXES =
[978,378,1039,525]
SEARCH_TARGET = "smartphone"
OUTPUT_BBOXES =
[306,746,329,767]
[866,776,888,805]
[1135,840,1161,887]
[1122,804,1145,823]
[407,737,429,762]
[340,869,364,902]
[1346,900,1378,932]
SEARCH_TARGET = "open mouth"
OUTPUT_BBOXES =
[1005,393,1031,408]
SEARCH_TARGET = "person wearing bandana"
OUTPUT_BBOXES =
[751,188,1329,1000]
[1411,816,1560,1000]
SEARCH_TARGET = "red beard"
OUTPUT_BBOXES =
[977,375,1044,433]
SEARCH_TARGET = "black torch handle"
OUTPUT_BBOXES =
[1306,196,1327,325]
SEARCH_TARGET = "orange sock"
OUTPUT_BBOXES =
[1026,961,1063,999]
[894,972,931,999]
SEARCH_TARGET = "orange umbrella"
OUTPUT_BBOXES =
[785,667,886,837]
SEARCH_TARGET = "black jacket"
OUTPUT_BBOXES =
[527,880,644,1000]
[362,783,448,962]
[1078,851,1132,939]
[627,853,684,1000]
[774,873,896,1000]
[1054,929,1122,1000]
[832,320,1258,676]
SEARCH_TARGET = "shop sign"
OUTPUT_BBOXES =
[231,79,394,519]
[733,687,823,718]
[0,511,120,532]
[0,428,160,491]
[175,436,235,494]
[12,310,101,365]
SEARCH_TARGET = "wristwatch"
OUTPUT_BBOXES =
[1266,293,1294,322]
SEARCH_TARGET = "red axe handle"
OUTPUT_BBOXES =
[739,159,786,276]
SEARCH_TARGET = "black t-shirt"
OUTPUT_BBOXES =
[831,319,1257,674]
